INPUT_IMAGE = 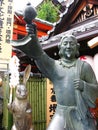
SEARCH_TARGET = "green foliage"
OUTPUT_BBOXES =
[37,1,59,23]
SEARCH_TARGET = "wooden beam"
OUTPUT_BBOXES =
[87,0,98,5]
[88,36,98,48]
[51,0,87,35]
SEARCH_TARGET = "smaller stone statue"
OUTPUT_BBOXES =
[8,65,33,130]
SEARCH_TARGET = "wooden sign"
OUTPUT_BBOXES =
[0,0,14,59]
[46,79,57,126]
[0,0,14,70]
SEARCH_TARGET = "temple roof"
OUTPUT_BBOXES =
[48,0,98,37]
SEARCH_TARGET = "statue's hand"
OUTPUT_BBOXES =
[26,23,37,35]
[74,79,84,91]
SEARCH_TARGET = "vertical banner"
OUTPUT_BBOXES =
[46,79,57,126]
[0,0,14,59]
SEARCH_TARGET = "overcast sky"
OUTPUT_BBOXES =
[13,0,43,11]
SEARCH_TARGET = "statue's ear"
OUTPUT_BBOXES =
[75,43,80,58]
[23,64,31,85]
[77,43,80,49]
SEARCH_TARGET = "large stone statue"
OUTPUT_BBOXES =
[11,4,98,130]
[12,25,98,130]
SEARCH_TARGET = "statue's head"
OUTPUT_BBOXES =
[16,84,28,100]
[58,35,80,59]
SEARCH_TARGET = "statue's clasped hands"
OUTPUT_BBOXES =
[74,79,84,91]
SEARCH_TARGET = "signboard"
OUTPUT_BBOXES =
[46,79,57,126]
[0,0,14,59]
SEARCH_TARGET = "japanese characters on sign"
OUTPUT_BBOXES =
[0,0,4,53]
[49,87,57,119]
[0,0,14,59]
[47,79,57,126]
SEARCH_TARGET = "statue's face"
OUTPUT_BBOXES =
[60,37,78,59]
[16,85,28,100]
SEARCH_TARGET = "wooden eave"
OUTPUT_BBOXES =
[87,0,98,5]
[49,0,98,37]
[42,15,98,49]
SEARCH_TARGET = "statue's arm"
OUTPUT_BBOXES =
[82,62,98,85]
[11,23,44,59]
[27,35,56,79]
[81,62,98,107]
[11,24,55,79]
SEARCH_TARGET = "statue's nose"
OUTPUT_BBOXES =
[66,43,71,48]
[21,91,26,96]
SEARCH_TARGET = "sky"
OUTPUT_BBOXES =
[13,0,43,11]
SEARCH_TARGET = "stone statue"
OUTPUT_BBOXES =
[8,65,33,130]
[11,4,98,130]
[11,24,98,130]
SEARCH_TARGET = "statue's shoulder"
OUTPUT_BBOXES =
[77,58,90,65]
[77,58,84,66]
[77,58,92,72]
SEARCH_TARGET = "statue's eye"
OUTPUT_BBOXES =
[62,41,67,45]
[18,89,20,93]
